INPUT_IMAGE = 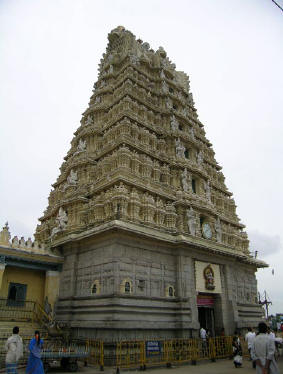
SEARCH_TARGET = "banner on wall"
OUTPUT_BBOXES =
[195,261,222,294]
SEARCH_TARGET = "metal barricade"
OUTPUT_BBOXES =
[239,336,249,357]
[166,339,199,364]
[116,341,144,371]
[87,340,104,370]
[144,340,169,368]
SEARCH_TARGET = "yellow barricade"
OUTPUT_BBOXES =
[239,337,249,357]
[116,341,145,370]
[144,340,169,368]
[87,340,104,369]
[68,336,242,372]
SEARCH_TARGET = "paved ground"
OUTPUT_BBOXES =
[15,357,282,374]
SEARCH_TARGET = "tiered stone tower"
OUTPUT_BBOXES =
[35,26,266,340]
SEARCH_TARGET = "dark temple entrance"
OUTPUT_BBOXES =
[197,294,215,336]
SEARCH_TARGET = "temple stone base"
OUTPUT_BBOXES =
[55,223,263,340]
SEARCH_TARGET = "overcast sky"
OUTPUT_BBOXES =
[0,0,282,314]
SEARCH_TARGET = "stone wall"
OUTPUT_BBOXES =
[55,229,262,340]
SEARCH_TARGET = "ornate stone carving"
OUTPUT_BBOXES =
[0,222,11,245]
[85,115,93,126]
[170,115,179,131]
[67,170,78,186]
[51,207,68,238]
[204,180,211,202]
[215,217,222,243]
[181,168,190,192]
[186,207,196,236]
[197,150,203,165]
[75,139,86,154]
[175,138,185,158]
[34,26,254,257]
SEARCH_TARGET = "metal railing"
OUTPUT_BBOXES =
[115,336,244,371]
[0,298,52,325]
[0,334,248,371]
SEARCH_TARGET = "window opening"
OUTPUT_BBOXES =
[192,179,196,193]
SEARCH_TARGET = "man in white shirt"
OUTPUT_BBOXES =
[200,327,207,340]
[251,322,279,374]
[200,327,207,353]
[245,327,256,368]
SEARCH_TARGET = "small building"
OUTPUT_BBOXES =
[0,223,63,318]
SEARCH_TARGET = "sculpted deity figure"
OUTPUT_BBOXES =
[67,169,78,186]
[51,207,68,238]
[197,150,203,165]
[186,207,196,236]
[203,265,215,290]
[215,217,222,243]
[12,236,19,246]
[170,115,179,131]
[26,237,33,248]
[57,207,68,230]
[109,65,114,74]
[166,98,173,110]
[175,138,185,158]
[0,222,11,245]
[161,81,168,94]
[85,115,93,126]
[19,237,26,247]
[204,180,211,202]
[190,127,195,140]
[130,54,139,65]
[160,70,166,79]
[181,168,189,192]
[95,96,101,104]
[76,138,86,153]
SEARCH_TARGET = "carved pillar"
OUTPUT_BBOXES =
[0,256,6,292]
[44,270,60,316]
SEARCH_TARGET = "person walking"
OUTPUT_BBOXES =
[26,331,44,374]
[5,326,23,374]
[232,335,243,368]
[245,327,256,368]
[251,322,279,374]
[200,327,207,354]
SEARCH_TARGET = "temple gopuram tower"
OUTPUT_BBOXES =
[35,26,266,340]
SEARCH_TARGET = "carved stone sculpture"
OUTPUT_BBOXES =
[181,168,189,192]
[170,115,179,131]
[76,139,86,153]
[204,180,211,202]
[186,207,196,236]
[0,222,11,245]
[85,115,93,126]
[175,138,185,158]
[67,170,78,186]
[197,150,203,165]
[51,207,68,238]
[215,217,222,243]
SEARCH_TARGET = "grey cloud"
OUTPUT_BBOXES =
[248,230,282,258]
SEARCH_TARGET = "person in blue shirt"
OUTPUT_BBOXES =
[26,331,44,374]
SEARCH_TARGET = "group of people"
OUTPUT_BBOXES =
[232,322,281,373]
[5,327,44,374]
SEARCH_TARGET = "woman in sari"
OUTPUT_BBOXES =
[26,331,44,374]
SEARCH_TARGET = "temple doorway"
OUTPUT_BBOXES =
[197,294,215,336]
[7,282,27,307]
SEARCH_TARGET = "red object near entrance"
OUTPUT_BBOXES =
[197,295,214,307]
